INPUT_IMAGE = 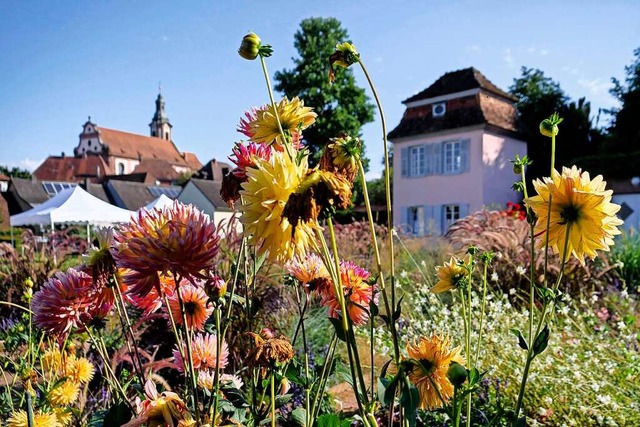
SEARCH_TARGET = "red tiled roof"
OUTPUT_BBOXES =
[33,155,112,182]
[0,173,10,181]
[182,152,203,170]
[132,158,182,182]
[403,67,518,104]
[97,127,190,167]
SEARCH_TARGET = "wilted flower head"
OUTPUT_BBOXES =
[173,333,229,373]
[220,170,244,208]
[229,141,273,179]
[329,42,360,83]
[321,260,377,326]
[318,135,362,182]
[112,201,220,298]
[431,257,466,293]
[167,283,213,331]
[8,410,61,427]
[407,335,465,410]
[240,151,319,263]
[123,380,193,427]
[237,97,316,147]
[32,269,95,339]
[246,331,294,372]
[525,166,623,264]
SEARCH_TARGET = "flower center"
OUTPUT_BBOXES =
[560,204,580,225]
[184,301,198,316]
[418,358,436,375]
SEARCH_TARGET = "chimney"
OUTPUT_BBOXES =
[61,151,65,157]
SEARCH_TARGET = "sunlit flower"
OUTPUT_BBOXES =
[167,284,213,331]
[112,201,220,298]
[32,269,94,339]
[431,257,466,293]
[318,135,362,182]
[54,408,72,427]
[321,261,377,326]
[407,335,465,410]
[247,332,295,372]
[173,333,229,373]
[220,373,244,390]
[240,151,319,263]
[229,141,273,179]
[66,356,95,384]
[123,380,193,427]
[7,410,61,427]
[48,380,80,406]
[329,42,360,83]
[130,273,177,315]
[285,253,331,293]
[525,166,623,264]
[237,97,316,146]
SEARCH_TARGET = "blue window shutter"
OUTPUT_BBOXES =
[424,144,434,175]
[401,147,409,177]
[460,139,470,173]
[423,205,433,234]
[460,203,470,219]
[434,143,442,175]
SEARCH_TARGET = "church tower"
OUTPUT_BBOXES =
[149,92,173,140]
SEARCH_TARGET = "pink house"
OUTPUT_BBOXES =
[389,67,527,235]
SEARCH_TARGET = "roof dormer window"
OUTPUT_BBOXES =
[432,102,446,118]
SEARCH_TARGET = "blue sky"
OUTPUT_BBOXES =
[1,1,638,178]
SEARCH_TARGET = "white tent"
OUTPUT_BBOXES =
[10,186,134,227]
[141,194,174,212]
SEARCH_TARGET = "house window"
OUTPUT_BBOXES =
[118,163,125,175]
[444,204,461,228]
[444,140,462,174]
[409,145,425,176]
[88,140,92,146]
[432,102,446,117]
[409,206,425,235]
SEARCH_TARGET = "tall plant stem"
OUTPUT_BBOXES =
[210,309,222,423]
[259,54,292,159]
[310,335,338,422]
[513,225,571,424]
[111,284,145,383]
[270,372,276,427]
[474,262,489,366]
[357,59,396,310]
[175,278,201,423]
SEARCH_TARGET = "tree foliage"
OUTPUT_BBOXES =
[608,47,640,154]
[0,165,31,179]
[510,67,599,181]
[274,17,375,165]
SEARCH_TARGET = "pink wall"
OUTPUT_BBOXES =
[481,133,527,209]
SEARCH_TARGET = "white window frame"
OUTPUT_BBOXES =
[409,206,425,236]
[444,204,461,228]
[409,145,425,177]
[444,140,462,174]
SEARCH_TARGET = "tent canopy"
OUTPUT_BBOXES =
[10,186,134,227]
[142,194,174,212]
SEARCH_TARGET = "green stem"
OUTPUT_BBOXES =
[26,388,34,427]
[111,284,145,383]
[210,309,222,423]
[474,261,489,367]
[175,278,201,423]
[259,54,292,159]
[310,334,338,422]
[270,372,276,427]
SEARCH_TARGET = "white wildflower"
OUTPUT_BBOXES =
[509,288,516,295]
[516,266,526,276]
[620,289,628,299]
[617,321,627,331]
[491,272,499,282]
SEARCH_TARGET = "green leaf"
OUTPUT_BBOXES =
[317,413,341,427]
[103,401,132,427]
[292,407,307,426]
[393,295,404,321]
[533,324,550,356]
[328,317,347,342]
[510,328,529,350]
[400,381,420,427]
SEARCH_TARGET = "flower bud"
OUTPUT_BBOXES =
[447,362,468,388]
[24,277,34,288]
[539,120,558,138]
[206,276,227,300]
[279,377,291,395]
[238,32,262,60]
[512,163,522,175]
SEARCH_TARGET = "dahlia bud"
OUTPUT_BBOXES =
[329,42,360,84]
[539,113,563,138]
[206,276,227,300]
[447,362,468,388]
[238,32,261,60]
[279,377,291,395]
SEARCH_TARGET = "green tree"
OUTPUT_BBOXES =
[0,165,31,179]
[274,17,375,164]
[510,67,598,180]
[608,47,640,154]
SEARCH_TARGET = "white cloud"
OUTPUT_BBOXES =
[503,48,514,68]
[466,45,481,53]
[578,78,611,97]
[5,158,43,172]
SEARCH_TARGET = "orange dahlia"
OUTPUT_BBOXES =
[32,269,94,338]
[407,335,465,410]
[112,201,220,297]
[173,333,229,373]
[130,273,177,315]
[285,253,331,293]
[167,283,214,331]
[321,261,377,326]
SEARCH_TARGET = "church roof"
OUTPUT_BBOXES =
[96,127,192,166]
[132,159,183,183]
[33,155,112,182]
[182,152,203,170]
[403,67,518,104]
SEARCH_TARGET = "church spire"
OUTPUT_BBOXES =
[149,90,173,140]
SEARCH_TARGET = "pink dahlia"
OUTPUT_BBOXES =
[229,141,272,179]
[112,201,220,298]
[321,260,377,326]
[32,269,94,338]
[167,283,214,331]
[173,333,229,373]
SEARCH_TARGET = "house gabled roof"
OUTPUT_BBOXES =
[33,155,112,182]
[193,159,231,182]
[9,178,50,207]
[96,127,191,167]
[105,180,156,210]
[0,173,10,181]
[403,67,518,104]
[182,152,203,170]
[132,158,183,183]
[189,179,232,212]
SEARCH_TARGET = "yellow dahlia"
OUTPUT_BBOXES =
[237,97,316,146]
[48,379,80,406]
[7,410,61,427]
[240,151,319,262]
[66,356,95,384]
[525,166,623,264]
[431,257,466,293]
[407,335,465,410]
[54,408,73,426]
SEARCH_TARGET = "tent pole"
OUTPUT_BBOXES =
[51,220,57,266]
[86,223,90,244]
